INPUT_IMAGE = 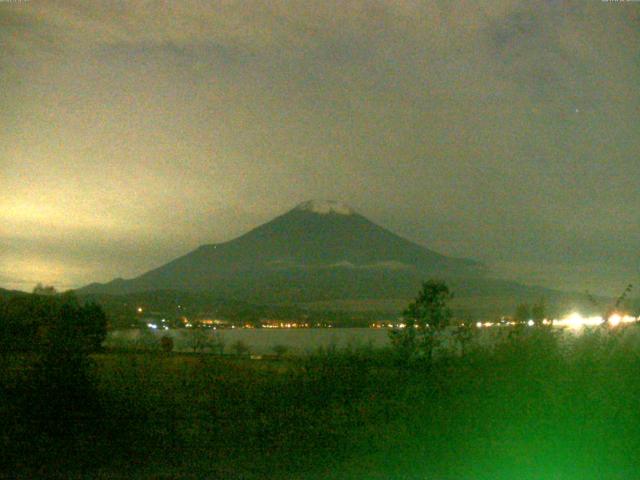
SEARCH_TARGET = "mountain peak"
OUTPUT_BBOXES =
[294,200,354,215]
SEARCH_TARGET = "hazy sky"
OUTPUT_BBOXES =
[1,0,638,296]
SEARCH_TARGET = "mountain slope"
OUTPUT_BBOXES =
[0,287,28,301]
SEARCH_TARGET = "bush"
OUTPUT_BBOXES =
[272,344,288,358]
[231,340,250,356]
[160,335,174,353]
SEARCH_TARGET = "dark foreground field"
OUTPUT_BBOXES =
[3,327,640,479]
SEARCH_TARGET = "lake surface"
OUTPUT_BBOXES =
[107,328,392,355]
[106,325,640,356]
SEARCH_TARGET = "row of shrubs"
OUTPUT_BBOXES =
[107,328,293,357]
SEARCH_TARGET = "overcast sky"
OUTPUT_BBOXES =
[1,0,638,296]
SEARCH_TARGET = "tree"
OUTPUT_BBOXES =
[272,344,288,358]
[160,335,174,353]
[48,297,107,355]
[453,312,474,356]
[0,291,107,355]
[32,283,57,296]
[189,328,210,353]
[587,284,633,324]
[211,331,226,355]
[231,340,250,356]
[0,291,109,444]
[514,303,531,323]
[77,301,108,352]
[390,280,453,362]
[531,299,547,325]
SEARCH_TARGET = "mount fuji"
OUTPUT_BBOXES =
[79,200,485,302]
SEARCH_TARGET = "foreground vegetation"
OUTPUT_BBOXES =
[3,326,640,478]
[3,286,640,479]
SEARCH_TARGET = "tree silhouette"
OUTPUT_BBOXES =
[160,335,174,353]
[531,299,547,325]
[390,280,453,362]
[0,291,106,355]
[272,344,288,358]
[32,283,57,296]
[514,303,530,323]
[231,340,250,356]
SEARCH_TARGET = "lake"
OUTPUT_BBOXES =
[106,324,640,356]
[106,328,392,355]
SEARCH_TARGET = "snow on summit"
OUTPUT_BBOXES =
[294,200,354,215]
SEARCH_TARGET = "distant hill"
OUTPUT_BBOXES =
[0,287,28,301]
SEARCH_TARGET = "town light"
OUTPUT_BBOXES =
[553,313,604,330]
[608,314,622,327]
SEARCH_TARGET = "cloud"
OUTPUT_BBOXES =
[1,0,639,294]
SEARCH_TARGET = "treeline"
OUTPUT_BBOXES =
[80,289,397,330]
[0,290,111,475]
[0,290,107,354]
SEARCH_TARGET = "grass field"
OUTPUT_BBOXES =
[3,326,640,479]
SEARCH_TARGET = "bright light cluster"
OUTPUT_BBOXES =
[146,322,169,331]
[553,312,638,330]
[553,313,603,330]
[470,312,638,331]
